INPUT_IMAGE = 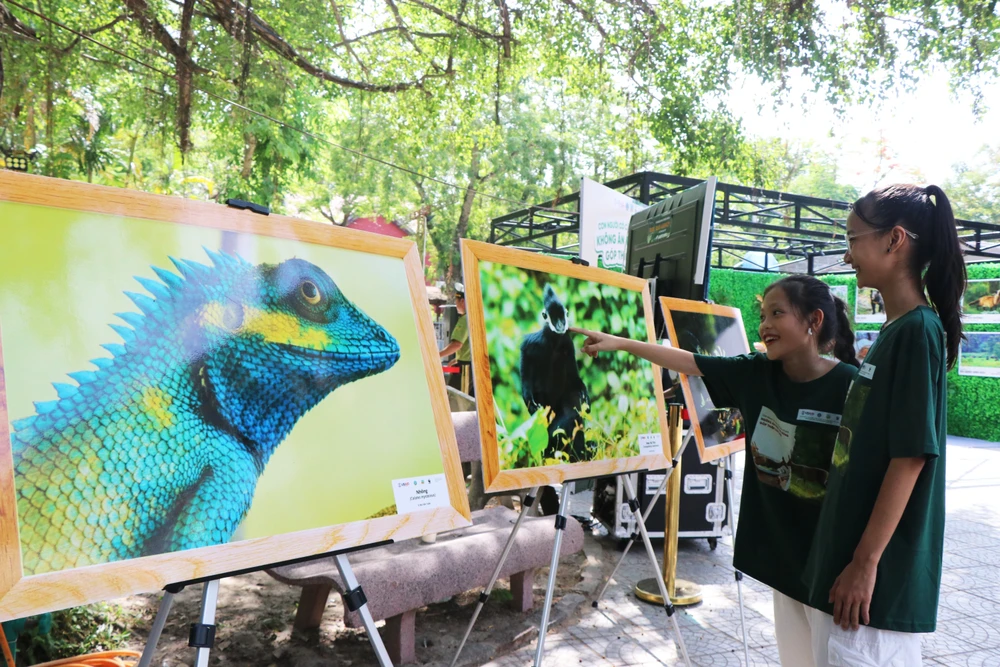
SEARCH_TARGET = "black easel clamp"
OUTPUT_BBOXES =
[188,623,216,649]
[627,498,640,513]
[225,198,270,216]
[725,469,733,480]
[570,257,590,267]
[344,585,368,612]
[479,591,490,604]
[554,515,567,531]
[735,571,743,582]
[524,494,536,507]
[664,602,676,617]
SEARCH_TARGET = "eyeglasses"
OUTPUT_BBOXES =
[845,203,919,248]
[844,228,919,248]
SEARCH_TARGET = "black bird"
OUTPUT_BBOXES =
[519,284,590,462]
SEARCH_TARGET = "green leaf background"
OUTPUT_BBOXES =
[479,261,660,469]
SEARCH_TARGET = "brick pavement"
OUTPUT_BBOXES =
[482,436,1000,667]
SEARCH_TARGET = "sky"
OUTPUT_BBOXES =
[728,67,1000,191]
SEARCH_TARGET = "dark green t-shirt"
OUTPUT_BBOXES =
[695,353,857,604]
[450,314,471,362]
[804,306,947,633]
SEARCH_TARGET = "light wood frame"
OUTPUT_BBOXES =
[0,171,470,620]
[659,297,750,462]
[461,239,671,493]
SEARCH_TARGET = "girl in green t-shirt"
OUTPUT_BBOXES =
[803,184,966,665]
[572,274,860,666]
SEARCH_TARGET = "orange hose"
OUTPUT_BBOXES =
[30,650,140,667]
[0,629,14,667]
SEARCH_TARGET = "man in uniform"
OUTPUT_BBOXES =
[439,283,473,396]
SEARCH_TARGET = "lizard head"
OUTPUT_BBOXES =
[192,254,401,457]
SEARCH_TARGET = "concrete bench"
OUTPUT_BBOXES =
[267,506,584,664]
[266,411,584,663]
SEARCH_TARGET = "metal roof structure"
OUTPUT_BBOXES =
[489,172,1000,274]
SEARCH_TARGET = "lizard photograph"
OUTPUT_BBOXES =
[0,201,448,576]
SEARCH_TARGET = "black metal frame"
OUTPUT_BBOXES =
[489,172,1000,274]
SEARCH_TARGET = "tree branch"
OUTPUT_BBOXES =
[206,0,448,92]
[329,0,369,76]
[125,0,208,73]
[400,0,503,42]
[0,1,37,39]
[559,0,607,40]
[494,0,511,57]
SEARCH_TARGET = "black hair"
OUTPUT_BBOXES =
[764,275,860,367]
[852,184,966,368]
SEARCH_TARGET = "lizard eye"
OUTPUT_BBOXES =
[300,281,322,305]
[222,301,244,330]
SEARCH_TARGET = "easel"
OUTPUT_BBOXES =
[450,430,693,667]
[595,410,749,665]
[724,452,751,666]
[137,547,394,667]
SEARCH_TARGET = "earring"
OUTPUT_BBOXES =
[808,328,814,336]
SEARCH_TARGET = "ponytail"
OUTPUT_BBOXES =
[922,185,967,369]
[764,275,860,368]
[832,296,860,367]
[852,184,967,368]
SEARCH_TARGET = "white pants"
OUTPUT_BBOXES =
[772,590,923,667]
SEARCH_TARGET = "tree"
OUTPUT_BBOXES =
[2,0,999,283]
[945,144,1000,224]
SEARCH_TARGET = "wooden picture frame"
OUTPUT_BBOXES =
[462,239,671,493]
[0,171,469,620]
[659,297,750,463]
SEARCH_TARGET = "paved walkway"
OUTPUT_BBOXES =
[484,437,1000,667]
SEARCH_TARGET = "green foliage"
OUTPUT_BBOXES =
[707,269,784,344]
[709,265,1000,442]
[481,260,659,469]
[11,603,134,665]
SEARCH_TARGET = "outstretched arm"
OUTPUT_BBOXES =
[569,327,703,377]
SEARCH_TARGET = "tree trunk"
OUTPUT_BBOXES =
[452,143,481,279]
[176,0,196,156]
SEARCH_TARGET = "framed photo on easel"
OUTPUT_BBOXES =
[0,171,469,620]
[659,297,750,462]
[461,240,671,493]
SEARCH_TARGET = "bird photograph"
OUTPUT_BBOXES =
[478,261,661,470]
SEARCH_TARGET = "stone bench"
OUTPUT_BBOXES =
[267,506,584,664]
[266,411,585,664]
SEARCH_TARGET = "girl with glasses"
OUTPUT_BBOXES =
[805,184,966,666]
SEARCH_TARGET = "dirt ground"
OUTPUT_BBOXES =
[121,534,594,667]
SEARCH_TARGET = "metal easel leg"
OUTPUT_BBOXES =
[136,586,181,667]
[191,580,220,667]
[622,476,692,667]
[334,553,394,667]
[533,482,574,667]
[725,454,750,666]
[450,487,541,667]
[593,430,694,607]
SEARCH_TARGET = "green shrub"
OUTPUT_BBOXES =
[708,265,1000,442]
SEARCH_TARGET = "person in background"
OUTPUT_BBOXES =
[439,283,473,396]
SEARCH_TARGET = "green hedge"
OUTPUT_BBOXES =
[707,265,1000,442]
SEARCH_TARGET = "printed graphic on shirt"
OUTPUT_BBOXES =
[832,382,871,471]
[750,406,841,500]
